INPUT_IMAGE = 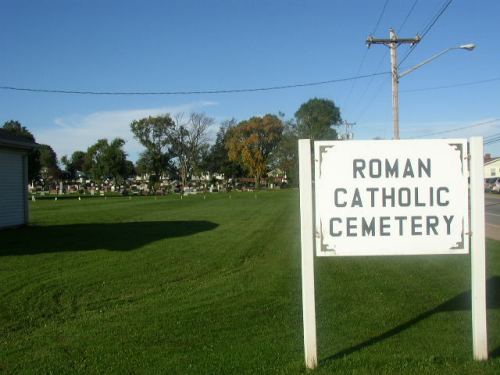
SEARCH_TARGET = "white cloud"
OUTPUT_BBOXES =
[36,102,217,162]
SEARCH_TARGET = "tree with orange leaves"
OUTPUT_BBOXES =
[226,114,284,189]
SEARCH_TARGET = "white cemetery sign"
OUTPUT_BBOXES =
[298,138,488,369]
[314,139,469,256]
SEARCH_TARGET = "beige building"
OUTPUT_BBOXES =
[0,129,36,229]
[484,157,500,178]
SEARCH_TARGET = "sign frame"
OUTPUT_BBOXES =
[314,139,469,257]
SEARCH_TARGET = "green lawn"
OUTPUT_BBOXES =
[1,190,499,374]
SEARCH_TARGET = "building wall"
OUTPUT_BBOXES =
[0,148,27,229]
[484,159,500,178]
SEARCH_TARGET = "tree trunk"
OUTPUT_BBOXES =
[254,174,260,190]
[180,164,187,192]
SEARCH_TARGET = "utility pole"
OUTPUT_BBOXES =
[341,120,356,140]
[366,29,420,140]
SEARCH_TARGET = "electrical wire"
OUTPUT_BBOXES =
[485,137,500,146]
[410,118,500,139]
[398,0,419,33]
[342,50,371,116]
[485,132,500,140]
[0,71,390,96]
[346,0,418,121]
[354,75,389,123]
[484,132,500,145]
[400,77,500,93]
[485,139,500,145]
[343,0,390,117]
[371,0,390,36]
[356,0,460,137]
[398,0,454,68]
[419,0,454,40]
[353,54,388,122]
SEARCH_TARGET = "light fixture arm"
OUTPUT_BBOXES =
[399,44,475,79]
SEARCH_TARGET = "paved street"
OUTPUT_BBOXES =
[485,193,500,240]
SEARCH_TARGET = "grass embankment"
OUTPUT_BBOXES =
[1,191,499,374]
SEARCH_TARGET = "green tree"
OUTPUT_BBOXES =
[2,120,35,141]
[105,138,128,183]
[270,120,299,186]
[130,115,175,183]
[61,150,86,179]
[38,144,61,180]
[2,120,41,181]
[135,151,152,177]
[84,138,128,183]
[203,119,244,179]
[171,112,213,188]
[295,98,341,140]
[83,140,107,183]
[123,160,136,179]
[226,114,284,189]
[135,149,177,182]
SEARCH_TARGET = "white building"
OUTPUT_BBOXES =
[484,157,500,178]
[0,129,36,229]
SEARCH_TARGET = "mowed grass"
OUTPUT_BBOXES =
[0,190,499,374]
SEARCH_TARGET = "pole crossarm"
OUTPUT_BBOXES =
[366,36,421,47]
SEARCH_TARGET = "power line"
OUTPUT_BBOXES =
[412,121,500,148]
[396,39,417,68]
[484,132,500,145]
[371,0,390,36]
[485,132,500,141]
[401,77,500,93]
[353,57,388,122]
[485,138,500,145]
[420,0,453,40]
[354,75,389,123]
[410,118,500,139]
[343,0,390,117]
[398,0,454,68]
[347,1,419,121]
[0,72,390,96]
[485,137,500,146]
[342,50,371,116]
[398,0,419,33]
[345,52,387,120]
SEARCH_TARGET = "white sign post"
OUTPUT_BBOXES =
[298,139,318,369]
[299,138,487,368]
[469,137,488,360]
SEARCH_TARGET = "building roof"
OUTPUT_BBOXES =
[485,157,500,166]
[0,129,37,150]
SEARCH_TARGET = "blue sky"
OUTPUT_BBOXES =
[1,0,499,161]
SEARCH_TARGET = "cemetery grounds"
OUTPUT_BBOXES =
[1,190,500,374]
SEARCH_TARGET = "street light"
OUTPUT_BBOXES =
[394,43,476,139]
[399,44,476,78]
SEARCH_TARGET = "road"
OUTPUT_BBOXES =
[485,193,500,240]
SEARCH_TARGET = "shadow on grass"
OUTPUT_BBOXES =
[321,276,500,364]
[0,221,218,255]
